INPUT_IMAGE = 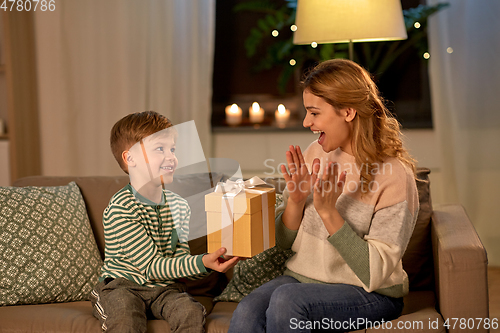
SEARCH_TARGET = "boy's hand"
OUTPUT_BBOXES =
[202,247,239,273]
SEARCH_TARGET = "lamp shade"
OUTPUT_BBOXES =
[293,0,407,45]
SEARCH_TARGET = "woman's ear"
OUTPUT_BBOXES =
[122,150,135,168]
[344,108,357,122]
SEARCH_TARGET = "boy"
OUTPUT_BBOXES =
[90,111,238,333]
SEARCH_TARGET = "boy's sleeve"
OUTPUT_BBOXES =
[173,204,211,280]
[104,203,208,281]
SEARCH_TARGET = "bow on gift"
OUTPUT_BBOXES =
[214,176,268,197]
[214,176,271,256]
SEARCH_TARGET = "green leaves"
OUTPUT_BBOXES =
[404,3,450,30]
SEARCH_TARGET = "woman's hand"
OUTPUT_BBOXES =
[202,247,239,273]
[280,145,320,206]
[314,162,347,235]
[280,145,321,231]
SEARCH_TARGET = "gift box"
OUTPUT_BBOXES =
[205,179,276,257]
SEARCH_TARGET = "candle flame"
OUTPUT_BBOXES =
[278,104,286,114]
[252,102,260,113]
[230,104,239,114]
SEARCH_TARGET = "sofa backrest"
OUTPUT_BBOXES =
[12,173,228,258]
[13,167,434,292]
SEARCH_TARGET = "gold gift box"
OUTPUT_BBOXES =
[205,186,276,257]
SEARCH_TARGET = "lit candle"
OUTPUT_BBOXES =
[275,104,290,127]
[249,102,265,123]
[225,103,242,126]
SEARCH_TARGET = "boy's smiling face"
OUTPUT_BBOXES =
[127,131,178,187]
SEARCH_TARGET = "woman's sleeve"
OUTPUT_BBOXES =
[274,187,299,250]
[327,169,419,292]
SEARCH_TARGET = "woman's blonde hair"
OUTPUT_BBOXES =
[302,59,416,190]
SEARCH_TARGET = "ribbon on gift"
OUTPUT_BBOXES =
[214,176,267,195]
[214,176,271,255]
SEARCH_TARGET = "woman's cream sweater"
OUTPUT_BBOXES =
[276,142,419,298]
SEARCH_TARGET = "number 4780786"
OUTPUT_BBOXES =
[1,0,55,11]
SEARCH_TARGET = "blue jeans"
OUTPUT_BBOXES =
[228,275,403,333]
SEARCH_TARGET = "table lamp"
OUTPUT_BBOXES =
[293,0,407,60]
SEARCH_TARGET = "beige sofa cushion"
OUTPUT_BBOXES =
[0,296,214,333]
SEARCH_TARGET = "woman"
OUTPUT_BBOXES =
[228,59,419,333]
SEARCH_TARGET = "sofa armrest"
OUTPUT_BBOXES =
[431,204,489,332]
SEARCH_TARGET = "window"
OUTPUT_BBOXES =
[212,0,434,131]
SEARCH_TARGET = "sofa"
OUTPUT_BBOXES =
[0,168,489,333]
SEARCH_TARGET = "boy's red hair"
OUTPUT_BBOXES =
[110,111,172,174]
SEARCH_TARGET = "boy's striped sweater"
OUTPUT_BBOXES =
[276,143,419,298]
[100,184,208,287]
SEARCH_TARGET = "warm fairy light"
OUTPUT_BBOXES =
[272,30,279,37]
[447,47,454,54]
[311,42,318,48]
[290,25,297,32]
[423,52,430,59]
[414,22,421,29]
[289,59,296,66]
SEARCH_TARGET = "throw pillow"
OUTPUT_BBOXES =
[213,245,293,303]
[0,182,103,306]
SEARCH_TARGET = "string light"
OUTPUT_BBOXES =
[289,59,296,66]
[311,42,318,48]
[272,30,279,37]
[447,47,454,54]
[423,52,430,59]
[290,25,297,32]
[414,22,421,29]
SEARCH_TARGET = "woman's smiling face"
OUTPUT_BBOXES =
[302,89,355,154]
